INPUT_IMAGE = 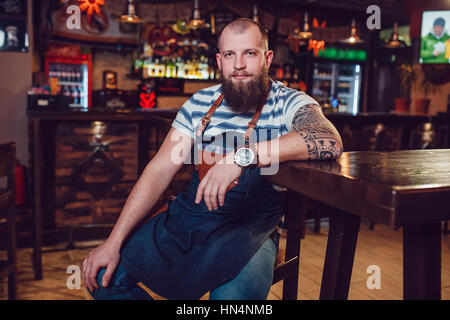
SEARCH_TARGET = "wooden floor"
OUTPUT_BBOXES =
[1,220,450,300]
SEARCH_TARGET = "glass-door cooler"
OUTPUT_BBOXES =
[312,62,362,114]
[44,45,92,109]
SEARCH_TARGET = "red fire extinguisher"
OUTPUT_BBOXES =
[15,159,26,206]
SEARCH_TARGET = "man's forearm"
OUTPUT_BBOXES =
[106,161,174,249]
[256,104,343,166]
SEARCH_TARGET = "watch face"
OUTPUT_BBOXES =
[235,147,254,167]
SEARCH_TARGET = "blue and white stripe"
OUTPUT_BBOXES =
[171,80,319,142]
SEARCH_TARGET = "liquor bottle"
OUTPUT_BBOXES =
[72,85,80,104]
[78,85,84,106]
[193,59,200,79]
[61,67,68,83]
[154,58,164,78]
[75,67,82,83]
[49,65,57,80]
[199,56,209,80]
[293,68,299,81]
[166,58,176,78]
[56,66,63,83]
[176,57,184,79]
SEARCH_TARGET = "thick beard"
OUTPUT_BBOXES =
[220,71,270,114]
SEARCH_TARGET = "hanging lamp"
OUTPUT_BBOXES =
[252,4,259,23]
[341,18,364,44]
[298,12,312,40]
[384,22,406,48]
[188,0,208,29]
[118,0,143,24]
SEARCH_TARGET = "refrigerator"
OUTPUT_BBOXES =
[312,62,362,114]
[44,45,92,109]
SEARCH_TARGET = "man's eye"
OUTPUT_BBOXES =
[247,51,256,56]
[224,52,233,58]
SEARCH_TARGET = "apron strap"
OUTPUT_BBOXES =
[243,101,265,146]
[195,94,224,137]
[196,93,266,141]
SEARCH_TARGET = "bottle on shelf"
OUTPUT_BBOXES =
[75,67,82,83]
[166,57,177,78]
[78,84,84,106]
[154,58,164,78]
[49,65,57,81]
[199,56,209,80]
[72,85,80,105]
[176,57,184,79]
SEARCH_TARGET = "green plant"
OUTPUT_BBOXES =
[398,63,416,91]
[398,63,441,98]
[417,69,441,98]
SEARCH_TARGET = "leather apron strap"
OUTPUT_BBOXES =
[194,93,266,191]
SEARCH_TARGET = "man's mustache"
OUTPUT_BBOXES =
[230,72,252,77]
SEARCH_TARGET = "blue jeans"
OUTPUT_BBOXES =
[88,237,277,300]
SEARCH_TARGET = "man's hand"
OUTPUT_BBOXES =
[82,240,121,292]
[195,152,243,211]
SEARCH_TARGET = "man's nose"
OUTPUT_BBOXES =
[233,55,246,70]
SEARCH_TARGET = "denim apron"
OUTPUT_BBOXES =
[120,94,285,299]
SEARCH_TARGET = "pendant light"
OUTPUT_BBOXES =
[341,18,364,44]
[118,0,143,24]
[298,12,313,40]
[384,22,406,48]
[188,0,208,30]
[252,4,259,23]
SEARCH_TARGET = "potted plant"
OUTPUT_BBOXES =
[396,63,416,113]
[413,69,440,115]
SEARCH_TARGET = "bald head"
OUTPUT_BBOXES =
[217,18,269,52]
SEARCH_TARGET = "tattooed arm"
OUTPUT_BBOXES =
[291,104,343,160]
[255,103,343,166]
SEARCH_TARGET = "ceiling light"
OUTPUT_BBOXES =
[118,0,143,24]
[384,22,406,48]
[188,0,209,30]
[341,18,364,44]
[298,12,313,39]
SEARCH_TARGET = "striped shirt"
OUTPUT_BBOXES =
[171,79,319,153]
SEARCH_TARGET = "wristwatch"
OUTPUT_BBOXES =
[234,143,258,168]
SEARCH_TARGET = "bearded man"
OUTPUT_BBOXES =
[82,18,343,300]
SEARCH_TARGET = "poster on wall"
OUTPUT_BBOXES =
[419,10,450,64]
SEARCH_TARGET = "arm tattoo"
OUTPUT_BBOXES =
[291,104,343,160]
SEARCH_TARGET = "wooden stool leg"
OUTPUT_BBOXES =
[320,209,360,300]
[281,192,306,300]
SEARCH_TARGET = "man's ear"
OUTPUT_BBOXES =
[265,50,274,69]
[216,53,222,71]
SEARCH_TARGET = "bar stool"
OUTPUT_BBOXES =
[0,142,17,299]
[272,191,304,300]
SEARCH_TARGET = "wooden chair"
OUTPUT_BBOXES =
[272,191,305,300]
[0,142,17,299]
